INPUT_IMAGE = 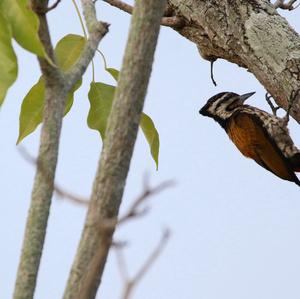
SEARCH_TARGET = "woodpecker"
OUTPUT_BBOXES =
[199,92,300,186]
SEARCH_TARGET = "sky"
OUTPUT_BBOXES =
[1,2,300,299]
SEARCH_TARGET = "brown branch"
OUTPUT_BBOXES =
[46,0,62,12]
[118,179,174,225]
[273,0,299,10]
[18,146,89,205]
[116,230,170,299]
[102,0,185,28]
[30,0,62,15]
[98,179,175,231]
[77,181,173,299]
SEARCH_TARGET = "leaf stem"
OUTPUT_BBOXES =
[71,0,88,38]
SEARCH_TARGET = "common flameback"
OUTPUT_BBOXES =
[200,92,300,186]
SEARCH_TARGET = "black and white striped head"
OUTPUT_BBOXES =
[199,91,255,127]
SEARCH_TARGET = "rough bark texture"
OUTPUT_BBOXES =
[63,1,167,298]
[168,0,300,122]
[13,1,108,299]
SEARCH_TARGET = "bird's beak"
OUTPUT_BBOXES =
[199,103,209,116]
[239,92,255,103]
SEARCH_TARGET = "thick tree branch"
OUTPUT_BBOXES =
[13,1,107,299]
[167,0,300,123]
[63,1,167,299]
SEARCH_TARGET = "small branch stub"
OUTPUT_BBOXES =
[102,0,185,28]
[273,0,299,10]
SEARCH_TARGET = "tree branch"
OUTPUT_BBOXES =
[102,0,185,28]
[117,230,170,299]
[63,0,167,298]
[168,0,300,123]
[18,146,89,205]
[273,0,299,10]
[65,0,109,87]
[13,1,107,299]
[77,181,173,299]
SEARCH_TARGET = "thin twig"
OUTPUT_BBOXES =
[102,0,185,28]
[96,179,175,231]
[30,0,62,14]
[118,179,175,225]
[18,146,89,205]
[78,181,173,299]
[46,0,62,12]
[116,229,171,299]
[273,0,300,10]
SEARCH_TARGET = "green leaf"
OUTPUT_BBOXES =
[0,0,45,57]
[87,82,114,140]
[17,78,82,144]
[55,34,86,71]
[17,77,44,144]
[0,11,18,105]
[140,113,160,170]
[87,81,160,168]
[17,34,86,143]
[106,68,119,81]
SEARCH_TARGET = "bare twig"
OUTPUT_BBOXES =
[77,181,173,299]
[102,0,185,28]
[30,0,62,14]
[273,0,299,10]
[96,179,174,233]
[18,146,89,205]
[46,0,62,12]
[118,179,174,225]
[116,230,171,299]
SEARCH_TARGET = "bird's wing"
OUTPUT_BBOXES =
[226,112,300,186]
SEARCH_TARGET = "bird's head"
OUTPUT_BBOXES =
[199,91,255,127]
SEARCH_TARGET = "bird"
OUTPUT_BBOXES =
[199,91,300,186]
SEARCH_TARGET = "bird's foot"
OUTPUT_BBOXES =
[265,93,280,116]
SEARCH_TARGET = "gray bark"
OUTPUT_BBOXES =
[168,0,300,122]
[63,1,167,298]
[13,1,108,298]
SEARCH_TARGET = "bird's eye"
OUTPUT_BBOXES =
[226,99,240,111]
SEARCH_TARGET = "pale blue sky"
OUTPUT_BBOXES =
[1,2,300,299]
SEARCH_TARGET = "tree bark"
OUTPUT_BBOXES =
[63,1,167,298]
[13,1,108,298]
[168,0,300,122]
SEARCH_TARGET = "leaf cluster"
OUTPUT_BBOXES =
[0,1,159,168]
